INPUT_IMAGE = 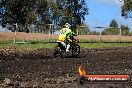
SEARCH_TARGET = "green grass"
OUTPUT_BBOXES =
[79,43,132,49]
[79,39,132,43]
[0,40,132,49]
[0,43,56,49]
[0,40,56,49]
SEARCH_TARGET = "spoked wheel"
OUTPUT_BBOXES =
[71,44,80,57]
[53,46,62,58]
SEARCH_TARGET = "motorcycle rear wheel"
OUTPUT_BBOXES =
[71,43,80,57]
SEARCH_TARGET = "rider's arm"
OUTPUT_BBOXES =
[71,31,76,36]
[66,28,76,36]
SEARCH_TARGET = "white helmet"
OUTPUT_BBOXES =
[65,23,71,28]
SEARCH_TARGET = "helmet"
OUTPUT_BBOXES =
[65,23,71,28]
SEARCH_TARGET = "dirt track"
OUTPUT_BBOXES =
[0,47,132,88]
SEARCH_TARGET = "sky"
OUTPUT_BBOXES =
[85,0,132,32]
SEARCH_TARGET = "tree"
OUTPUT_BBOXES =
[0,0,49,31]
[102,28,111,35]
[55,0,89,30]
[121,0,132,18]
[108,19,119,35]
[102,19,119,35]
[120,25,130,35]
[0,0,37,25]
[109,19,118,28]
[78,24,90,35]
[0,0,88,32]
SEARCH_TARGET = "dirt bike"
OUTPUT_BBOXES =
[53,35,80,58]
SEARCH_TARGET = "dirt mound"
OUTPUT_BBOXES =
[0,47,132,88]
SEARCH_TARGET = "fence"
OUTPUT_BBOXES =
[0,32,132,43]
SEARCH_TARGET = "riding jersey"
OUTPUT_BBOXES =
[59,28,72,42]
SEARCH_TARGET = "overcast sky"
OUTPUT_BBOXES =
[85,0,132,31]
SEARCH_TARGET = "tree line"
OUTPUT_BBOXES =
[0,0,88,32]
[0,0,131,34]
[87,19,131,36]
[102,19,131,35]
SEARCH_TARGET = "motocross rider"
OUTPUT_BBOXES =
[59,23,75,52]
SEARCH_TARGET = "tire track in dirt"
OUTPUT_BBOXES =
[0,47,132,88]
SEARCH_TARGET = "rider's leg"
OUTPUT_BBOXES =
[61,42,66,48]
[66,44,70,52]
[66,38,72,52]
[66,39,72,52]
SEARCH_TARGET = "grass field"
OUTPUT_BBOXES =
[0,40,132,49]
[79,42,132,49]
[0,32,132,49]
[0,40,56,49]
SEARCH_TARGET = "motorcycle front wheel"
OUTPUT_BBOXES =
[71,43,80,57]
